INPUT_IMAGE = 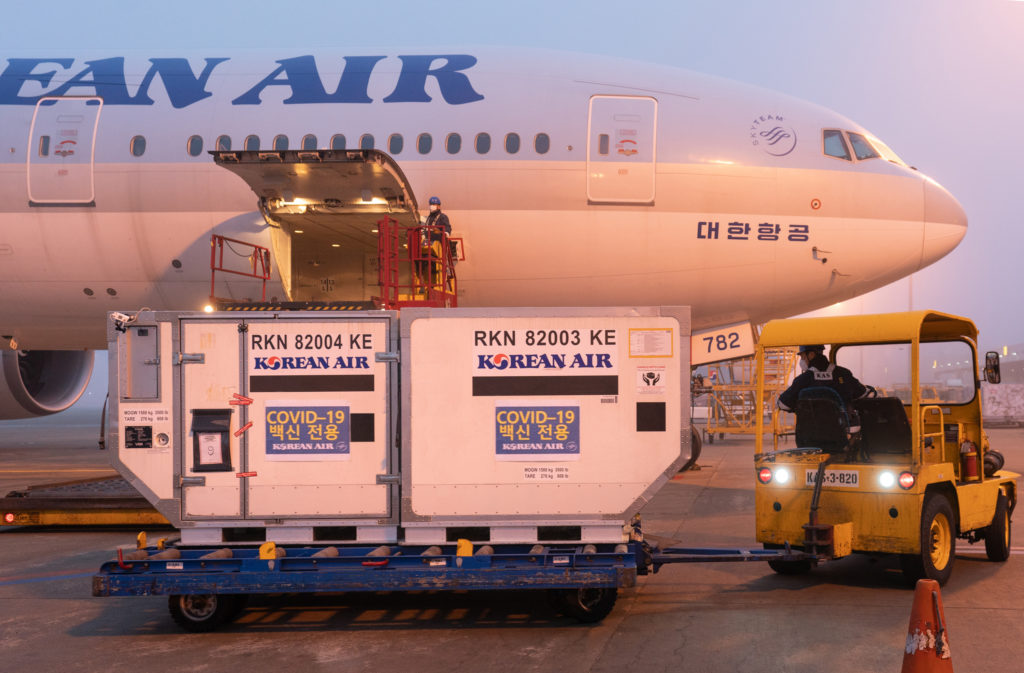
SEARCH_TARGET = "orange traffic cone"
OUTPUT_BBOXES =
[902,578,953,672]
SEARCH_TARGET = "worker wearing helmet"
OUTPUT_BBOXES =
[417,196,453,290]
[425,196,451,242]
[777,344,867,412]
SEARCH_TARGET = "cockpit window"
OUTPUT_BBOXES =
[866,135,907,166]
[847,132,880,161]
[823,129,851,161]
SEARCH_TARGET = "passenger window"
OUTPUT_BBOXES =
[38,135,50,157]
[822,129,851,161]
[847,132,880,161]
[535,133,550,154]
[301,134,317,151]
[216,135,231,151]
[244,135,260,151]
[389,134,404,154]
[330,134,346,150]
[475,132,491,154]
[598,134,609,155]
[446,133,461,154]
[187,135,203,157]
[417,133,432,154]
[130,135,146,157]
[273,135,288,151]
[505,133,521,154]
[359,134,374,150]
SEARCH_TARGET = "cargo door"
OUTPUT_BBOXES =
[586,95,657,204]
[213,149,419,303]
[241,316,395,519]
[180,320,244,519]
[27,96,102,206]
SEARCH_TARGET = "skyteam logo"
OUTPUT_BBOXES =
[749,113,797,157]
[477,353,612,370]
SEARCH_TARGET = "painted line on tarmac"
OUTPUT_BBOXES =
[0,570,95,587]
[959,547,1024,556]
[0,469,116,474]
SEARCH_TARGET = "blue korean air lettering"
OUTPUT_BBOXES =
[0,54,484,107]
[254,355,369,370]
[477,353,612,370]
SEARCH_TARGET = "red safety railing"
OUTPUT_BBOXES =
[377,216,459,309]
[210,234,272,303]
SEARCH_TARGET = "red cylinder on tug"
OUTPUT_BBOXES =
[960,440,979,480]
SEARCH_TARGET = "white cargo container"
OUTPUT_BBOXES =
[400,307,691,544]
[108,307,690,546]
[109,311,400,546]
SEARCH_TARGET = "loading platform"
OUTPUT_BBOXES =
[1,476,168,527]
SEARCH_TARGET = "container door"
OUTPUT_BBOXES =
[27,96,102,205]
[586,95,657,204]
[241,318,393,519]
[180,320,243,519]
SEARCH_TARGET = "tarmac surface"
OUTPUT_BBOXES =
[2,417,1023,673]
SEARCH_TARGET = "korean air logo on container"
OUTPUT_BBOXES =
[750,114,797,157]
[253,355,370,370]
[477,353,613,370]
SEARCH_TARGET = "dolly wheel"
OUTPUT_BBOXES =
[550,587,618,623]
[168,594,233,633]
[900,493,956,586]
[985,493,1011,562]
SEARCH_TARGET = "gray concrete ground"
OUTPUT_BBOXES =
[2,421,1023,673]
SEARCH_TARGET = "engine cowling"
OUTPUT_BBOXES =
[0,350,95,419]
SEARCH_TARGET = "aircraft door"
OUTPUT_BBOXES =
[27,96,102,206]
[180,320,243,520]
[587,95,657,204]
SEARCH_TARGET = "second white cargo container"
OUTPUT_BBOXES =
[400,307,691,544]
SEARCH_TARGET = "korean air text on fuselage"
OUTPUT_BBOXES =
[0,55,485,107]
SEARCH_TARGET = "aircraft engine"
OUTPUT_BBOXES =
[0,350,94,419]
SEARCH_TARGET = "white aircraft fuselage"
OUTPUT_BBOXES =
[0,48,966,417]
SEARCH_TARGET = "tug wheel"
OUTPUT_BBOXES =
[900,493,955,586]
[984,492,1011,562]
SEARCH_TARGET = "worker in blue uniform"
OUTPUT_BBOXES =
[778,345,867,412]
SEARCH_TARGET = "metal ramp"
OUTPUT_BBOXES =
[704,347,797,443]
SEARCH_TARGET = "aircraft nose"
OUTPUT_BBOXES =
[921,176,967,269]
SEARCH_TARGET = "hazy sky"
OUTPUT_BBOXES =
[3,0,1022,350]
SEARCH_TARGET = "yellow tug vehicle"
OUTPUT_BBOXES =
[754,311,1017,585]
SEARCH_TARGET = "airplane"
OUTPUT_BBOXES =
[0,47,967,419]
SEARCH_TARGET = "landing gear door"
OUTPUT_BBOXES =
[180,320,244,520]
[587,95,657,205]
[241,316,396,520]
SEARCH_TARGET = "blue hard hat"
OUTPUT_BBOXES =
[798,345,825,354]
[428,196,441,205]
